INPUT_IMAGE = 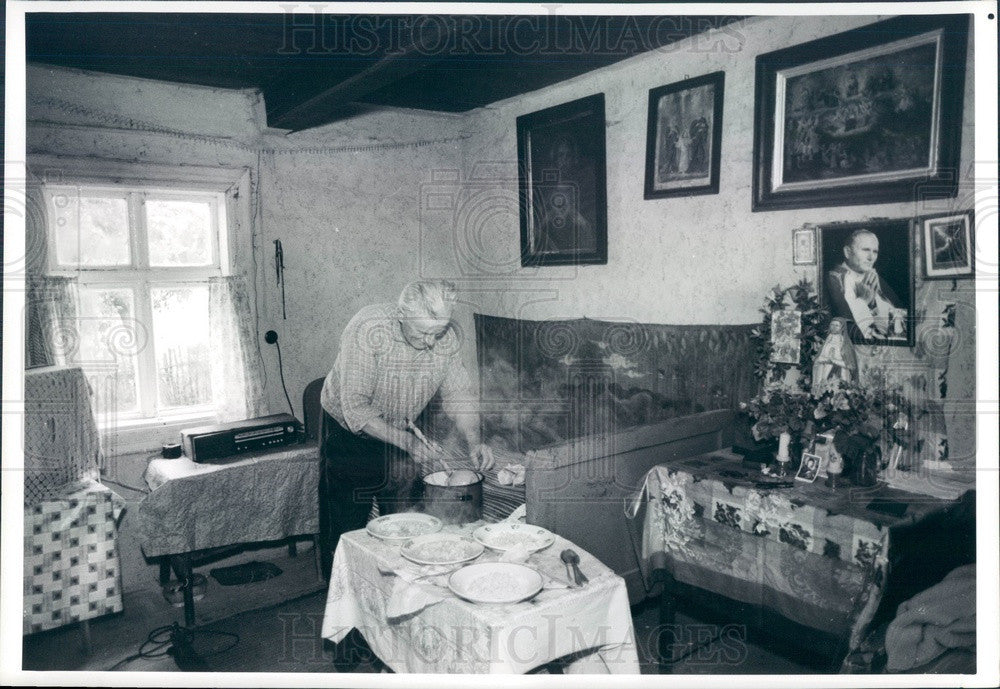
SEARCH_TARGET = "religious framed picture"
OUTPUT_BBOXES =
[643,71,724,199]
[769,309,802,364]
[752,14,969,212]
[818,218,915,347]
[792,226,817,265]
[517,93,608,267]
[920,210,975,279]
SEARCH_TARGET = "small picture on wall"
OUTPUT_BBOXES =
[644,71,724,198]
[921,210,974,279]
[819,218,914,347]
[792,226,817,265]
[769,309,802,364]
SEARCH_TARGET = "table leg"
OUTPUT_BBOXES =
[656,569,677,674]
[173,555,196,628]
[159,559,172,585]
[288,539,298,557]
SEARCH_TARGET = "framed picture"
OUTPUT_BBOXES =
[792,226,817,265]
[644,71,724,199]
[796,452,822,483]
[819,218,915,347]
[921,210,974,279]
[752,15,969,211]
[517,93,607,266]
[769,309,802,364]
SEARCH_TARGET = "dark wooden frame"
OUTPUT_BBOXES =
[517,93,608,267]
[752,15,969,212]
[920,209,975,280]
[643,71,725,199]
[818,218,916,348]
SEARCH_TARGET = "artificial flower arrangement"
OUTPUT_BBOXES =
[742,380,913,484]
[812,380,913,482]
[740,386,816,442]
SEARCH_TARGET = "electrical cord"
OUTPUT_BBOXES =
[274,339,295,417]
[105,623,240,671]
[265,330,295,417]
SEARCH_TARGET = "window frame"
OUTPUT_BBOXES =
[29,157,251,453]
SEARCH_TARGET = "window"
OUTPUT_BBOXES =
[43,183,230,423]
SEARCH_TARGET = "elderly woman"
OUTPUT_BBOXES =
[318,280,494,565]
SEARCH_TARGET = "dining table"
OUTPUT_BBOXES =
[320,519,641,674]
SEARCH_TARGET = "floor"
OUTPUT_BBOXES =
[22,542,812,675]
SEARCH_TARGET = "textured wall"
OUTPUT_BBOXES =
[254,113,467,418]
[444,15,977,467]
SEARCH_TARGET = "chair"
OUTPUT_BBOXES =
[302,376,326,446]
[303,377,335,576]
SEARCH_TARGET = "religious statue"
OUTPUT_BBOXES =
[811,317,859,396]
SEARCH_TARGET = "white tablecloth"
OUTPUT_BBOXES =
[321,523,640,674]
[137,445,319,557]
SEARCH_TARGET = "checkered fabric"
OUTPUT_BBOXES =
[24,366,102,506]
[23,480,124,634]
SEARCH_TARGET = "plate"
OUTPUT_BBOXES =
[448,563,544,604]
[400,534,485,566]
[366,513,442,542]
[472,523,555,553]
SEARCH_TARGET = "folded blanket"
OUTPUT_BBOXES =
[884,564,976,672]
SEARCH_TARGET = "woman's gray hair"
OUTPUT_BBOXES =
[397,280,457,319]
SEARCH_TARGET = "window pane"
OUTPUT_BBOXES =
[77,288,140,413]
[146,199,214,267]
[151,286,212,409]
[50,192,130,266]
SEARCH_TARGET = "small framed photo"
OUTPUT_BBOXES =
[921,211,974,280]
[796,452,822,483]
[792,226,817,265]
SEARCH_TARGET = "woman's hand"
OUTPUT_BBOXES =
[469,443,495,472]
[407,434,450,473]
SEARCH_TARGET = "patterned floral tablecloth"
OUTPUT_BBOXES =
[629,450,963,651]
[23,479,125,634]
[321,523,640,674]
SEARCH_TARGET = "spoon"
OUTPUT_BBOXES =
[560,549,588,586]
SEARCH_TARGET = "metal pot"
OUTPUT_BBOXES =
[421,470,483,525]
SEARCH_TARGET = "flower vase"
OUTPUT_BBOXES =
[775,431,792,477]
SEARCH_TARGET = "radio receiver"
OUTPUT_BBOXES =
[180,413,302,463]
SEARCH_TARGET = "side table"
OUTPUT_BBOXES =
[135,443,321,626]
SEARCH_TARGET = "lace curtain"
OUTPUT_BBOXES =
[26,275,80,368]
[209,275,267,422]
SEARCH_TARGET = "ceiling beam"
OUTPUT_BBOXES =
[271,19,454,131]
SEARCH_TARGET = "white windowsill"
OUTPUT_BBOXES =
[101,411,219,457]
